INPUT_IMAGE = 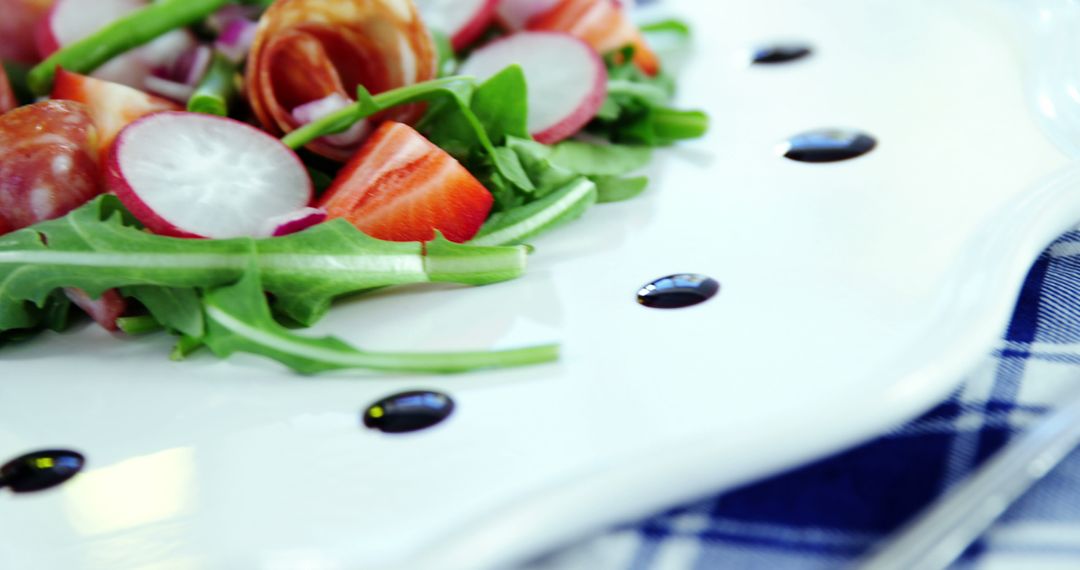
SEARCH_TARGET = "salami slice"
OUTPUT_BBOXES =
[0,100,101,233]
[246,0,438,161]
[0,65,16,115]
[0,100,127,329]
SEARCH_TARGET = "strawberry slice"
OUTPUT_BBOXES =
[51,68,180,153]
[317,121,494,243]
[0,65,15,114]
[527,0,659,76]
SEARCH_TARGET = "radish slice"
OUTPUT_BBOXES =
[107,112,314,239]
[64,288,127,331]
[260,207,328,237]
[37,0,196,90]
[415,0,499,50]
[496,0,559,30]
[459,32,607,144]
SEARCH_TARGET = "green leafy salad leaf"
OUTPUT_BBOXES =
[0,196,551,374]
[202,265,558,375]
[589,45,709,146]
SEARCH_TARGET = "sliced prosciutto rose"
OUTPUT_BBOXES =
[0,66,15,114]
[246,0,438,161]
[0,101,101,234]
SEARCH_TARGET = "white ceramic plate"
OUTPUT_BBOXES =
[5,0,1080,568]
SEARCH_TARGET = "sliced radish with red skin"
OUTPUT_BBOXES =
[459,32,607,144]
[37,0,197,90]
[415,0,499,51]
[526,0,659,75]
[64,288,127,331]
[496,0,559,31]
[260,207,328,237]
[107,112,313,239]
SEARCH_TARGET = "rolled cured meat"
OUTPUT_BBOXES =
[246,0,438,161]
[0,101,101,234]
[0,100,126,329]
[0,66,15,115]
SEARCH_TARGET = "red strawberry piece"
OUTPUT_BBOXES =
[318,121,494,243]
[51,68,180,154]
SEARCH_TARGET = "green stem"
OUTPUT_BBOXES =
[653,107,709,141]
[640,19,692,36]
[170,335,204,360]
[187,52,237,116]
[281,76,475,149]
[28,0,229,95]
[116,315,165,335]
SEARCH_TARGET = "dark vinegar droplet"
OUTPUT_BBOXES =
[637,274,720,309]
[0,449,85,493]
[363,391,455,434]
[781,129,877,163]
[752,44,812,64]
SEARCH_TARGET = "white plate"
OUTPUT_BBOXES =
[4,0,1080,568]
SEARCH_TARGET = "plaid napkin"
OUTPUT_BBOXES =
[527,228,1080,569]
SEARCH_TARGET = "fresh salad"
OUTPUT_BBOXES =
[0,0,707,375]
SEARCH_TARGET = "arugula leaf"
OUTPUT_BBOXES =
[42,290,73,332]
[547,141,652,176]
[122,285,204,337]
[202,266,559,374]
[504,137,579,197]
[0,196,531,332]
[591,175,649,203]
[472,178,598,246]
[469,65,530,145]
[0,197,251,330]
[588,46,708,146]
[418,75,537,193]
[256,224,528,326]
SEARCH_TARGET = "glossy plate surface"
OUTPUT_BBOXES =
[4,0,1080,568]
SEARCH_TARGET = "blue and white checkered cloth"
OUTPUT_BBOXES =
[529,227,1080,569]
